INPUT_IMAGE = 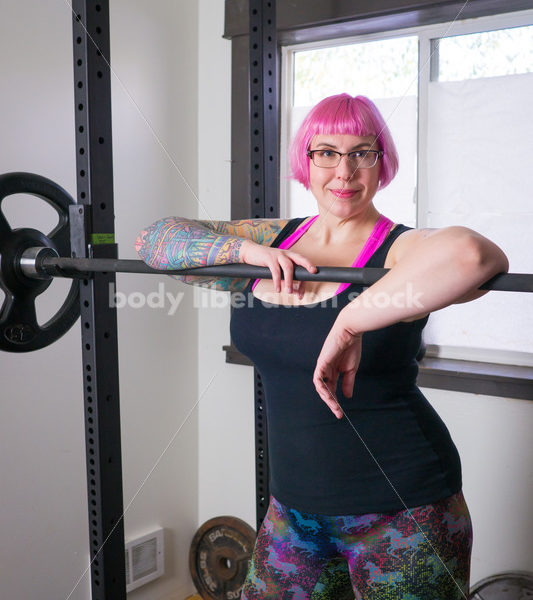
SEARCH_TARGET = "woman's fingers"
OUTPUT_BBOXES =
[278,251,316,294]
[241,244,316,296]
[341,369,356,399]
[287,251,317,274]
[293,280,304,299]
[270,251,314,295]
[313,370,343,419]
[278,254,295,293]
[268,260,282,293]
[288,252,316,296]
[313,327,362,418]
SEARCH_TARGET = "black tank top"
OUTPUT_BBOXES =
[230,218,461,515]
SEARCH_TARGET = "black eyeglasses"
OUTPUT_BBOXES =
[307,149,383,169]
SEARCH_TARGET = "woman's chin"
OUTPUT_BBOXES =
[319,198,369,220]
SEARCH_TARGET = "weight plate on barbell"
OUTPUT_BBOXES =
[0,172,80,352]
[189,516,256,600]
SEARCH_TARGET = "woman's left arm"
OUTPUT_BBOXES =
[313,227,509,418]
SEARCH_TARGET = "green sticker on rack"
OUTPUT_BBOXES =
[91,233,115,245]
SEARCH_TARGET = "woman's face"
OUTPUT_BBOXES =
[308,133,381,220]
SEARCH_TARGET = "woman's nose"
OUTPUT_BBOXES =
[335,155,355,181]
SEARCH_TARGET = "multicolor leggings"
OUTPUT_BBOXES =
[241,492,472,600]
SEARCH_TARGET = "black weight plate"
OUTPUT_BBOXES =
[190,516,256,600]
[469,571,533,599]
[0,172,80,352]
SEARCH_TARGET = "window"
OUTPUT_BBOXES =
[281,10,533,368]
[293,37,419,105]
[283,36,418,227]
[434,26,533,82]
[424,21,533,364]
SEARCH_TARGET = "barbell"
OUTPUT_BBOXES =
[1,172,532,353]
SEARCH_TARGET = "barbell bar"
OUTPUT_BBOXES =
[1,171,532,353]
[19,245,533,292]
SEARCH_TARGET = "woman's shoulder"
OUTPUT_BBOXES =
[387,226,436,266]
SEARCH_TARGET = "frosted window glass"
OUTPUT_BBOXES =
[437,26,533,82]
[294,37,418,106]
[425,74,533,355]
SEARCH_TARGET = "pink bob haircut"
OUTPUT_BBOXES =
[290,93,399,190]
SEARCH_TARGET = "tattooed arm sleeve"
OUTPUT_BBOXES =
[135,217,288,291]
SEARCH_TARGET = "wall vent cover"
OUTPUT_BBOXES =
[125,528,164,592]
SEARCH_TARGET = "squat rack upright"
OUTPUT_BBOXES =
[69,1,276,598]
[71,1,125,598]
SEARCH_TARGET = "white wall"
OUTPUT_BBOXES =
[0,1,200,599]
[197,0,256,528]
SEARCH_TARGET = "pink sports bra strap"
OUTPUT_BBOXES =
[251,214,394,293]
[335,214,394,294]
[277,214,319,250]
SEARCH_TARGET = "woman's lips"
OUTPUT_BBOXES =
[329,188,359,198]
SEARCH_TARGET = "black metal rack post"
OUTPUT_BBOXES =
[248,0,279,532]
[72,2,126,598]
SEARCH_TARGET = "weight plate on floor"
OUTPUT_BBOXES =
[468,571,533,599]
[189,516,256,600]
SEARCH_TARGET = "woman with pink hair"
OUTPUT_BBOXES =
[137,94,508,599]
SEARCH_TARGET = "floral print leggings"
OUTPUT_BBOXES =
[241,492,472,600]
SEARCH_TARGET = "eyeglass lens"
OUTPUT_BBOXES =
[311,150,378,168]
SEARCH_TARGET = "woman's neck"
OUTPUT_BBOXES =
[310,205,381,246]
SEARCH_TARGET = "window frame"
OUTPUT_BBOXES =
[223,0,533,401]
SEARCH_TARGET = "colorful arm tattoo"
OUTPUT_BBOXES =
[135,217,287,292]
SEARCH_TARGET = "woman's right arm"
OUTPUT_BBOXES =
[135,217,316,292]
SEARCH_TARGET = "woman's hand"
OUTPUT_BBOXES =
[240,239,317,297]
[313,324,362,419]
